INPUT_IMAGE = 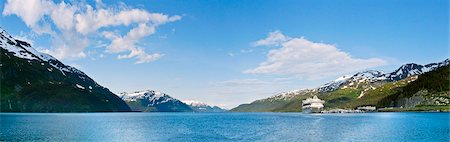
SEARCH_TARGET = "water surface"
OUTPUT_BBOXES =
[1,112,449,141]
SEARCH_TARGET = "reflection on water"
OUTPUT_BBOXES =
[0,113,448,141]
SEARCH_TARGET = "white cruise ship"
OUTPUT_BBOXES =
[302,95,325,113]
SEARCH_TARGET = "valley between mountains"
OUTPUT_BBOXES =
[1,27,448,112]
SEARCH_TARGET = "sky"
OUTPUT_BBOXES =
[0,0,448,109]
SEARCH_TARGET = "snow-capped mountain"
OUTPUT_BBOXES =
[385,60,450,81]
[266,70,388,100]
[119,90,193,112]
[255,59,449,103]
[317,70,387,93]
[261,89,314,102]
[232,63,449,112]
[1,27,130,112]
[1,27,90,79]
[183,100,226,112]
[120,90,176,105]
[317,59,449,93]
[317,75,352,93]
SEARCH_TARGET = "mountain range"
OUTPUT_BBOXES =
[317,59,449,93]
[232,59,450,112]
[119,90,226,112]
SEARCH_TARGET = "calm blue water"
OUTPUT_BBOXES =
[1,112,449,141]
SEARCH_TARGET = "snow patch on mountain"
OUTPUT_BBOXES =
[262,89,315,102]
[1,28,37,60]
[0,27,58,62]
[317,75,352,93]
[1,27,88,77]
[75,84,85,89]
[119,90,178,105]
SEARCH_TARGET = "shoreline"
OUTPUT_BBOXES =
[1,110,449,113]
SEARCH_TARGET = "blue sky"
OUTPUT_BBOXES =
[1,0,448,108]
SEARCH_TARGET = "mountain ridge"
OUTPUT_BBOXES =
[119,90,193,112]
[1,27,131,112]
[279,59,449,97]
[232,59,449,112]
[119,90,227,112]
[316,59,449,93]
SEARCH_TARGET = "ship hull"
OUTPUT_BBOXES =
[302,107,322,113]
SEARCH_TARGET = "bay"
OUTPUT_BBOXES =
[1,112,448,141]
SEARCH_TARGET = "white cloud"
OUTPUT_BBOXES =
[240,49,253,53]
[49,30,88,60]
[2,0,51,27]
[245,31,387,79]
[134,53,163,64]
[216,79,270,86]
[2,0,180,63]
[74,6,181,35]
[95,0,106,9]
[50,1,76,30]
[253,30,291,47]
[103,23,163,64]
[30,23,54,35]
[116,47,163,64]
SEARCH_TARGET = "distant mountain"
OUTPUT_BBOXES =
[119,90,193,112]
[0,27,131,112]
[183,100,226,112]
[232,59,449,112]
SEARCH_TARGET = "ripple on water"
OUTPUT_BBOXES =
[0,112,448,141]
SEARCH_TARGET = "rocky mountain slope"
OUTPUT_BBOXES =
[0,27,131,112]
[119,90,193,112]
[231,60,449,112]
[317,59,449,93]
[378,64,449,111]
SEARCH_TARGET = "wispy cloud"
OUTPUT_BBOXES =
[214,79,270,86]
[2,0,180,63]
[252,30,291,47]
[245,30,387,79]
